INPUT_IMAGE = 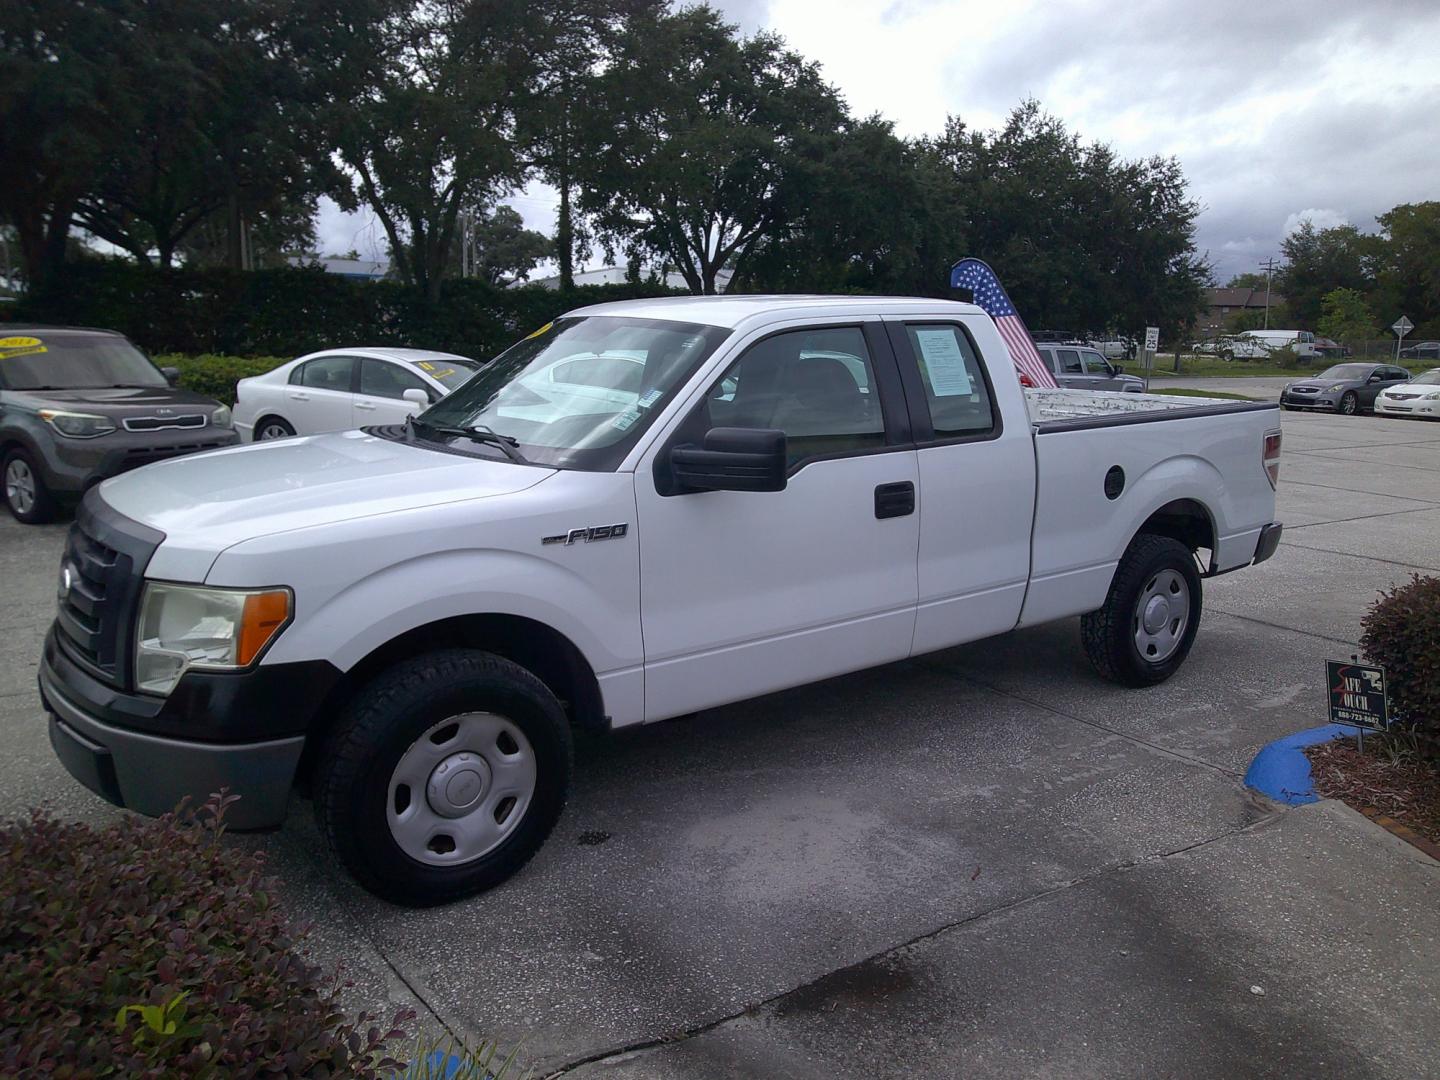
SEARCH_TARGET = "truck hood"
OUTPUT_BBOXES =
[98,429,555,554]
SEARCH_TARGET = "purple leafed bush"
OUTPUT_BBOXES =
[0,794,414,1077]
[1362,573,1440,760]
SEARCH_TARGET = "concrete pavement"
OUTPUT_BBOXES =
[1,409,1437,1078]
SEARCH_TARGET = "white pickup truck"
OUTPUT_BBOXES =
[40,296,1283,905]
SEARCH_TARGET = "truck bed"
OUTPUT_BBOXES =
[1024,387,1275,429]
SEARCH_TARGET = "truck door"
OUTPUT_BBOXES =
[883,318,1035,654]
[634,322,919,721]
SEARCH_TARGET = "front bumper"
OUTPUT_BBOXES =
[1280,392,1338,410]
[1376,399,1440,418]
[39,629,339,829]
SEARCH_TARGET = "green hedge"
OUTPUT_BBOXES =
[14,261,685,361]
[155,353,288,406]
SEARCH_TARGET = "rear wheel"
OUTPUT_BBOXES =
[315,649,572,906]
[1339,392,1358,416]
[1082,534,1202,687]
[3,449,57,524]
[255,416,295,440]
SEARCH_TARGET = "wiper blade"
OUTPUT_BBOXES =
[422,420,527,463]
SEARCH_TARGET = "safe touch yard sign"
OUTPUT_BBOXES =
[1326,660,1388,730]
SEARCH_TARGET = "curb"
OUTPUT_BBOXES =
[1243,723,1364,805]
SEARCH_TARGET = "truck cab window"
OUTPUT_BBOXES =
[706,327,885,467]
[901,323,996,439]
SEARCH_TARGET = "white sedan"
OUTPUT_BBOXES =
[233,347,482,441]
[1375,368,1440,420]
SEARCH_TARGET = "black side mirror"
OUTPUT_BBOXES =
[670,427,787,493]
[160,365,180,386]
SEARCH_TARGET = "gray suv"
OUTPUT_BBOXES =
[1,327,239,523]
[1035,344,1144,392]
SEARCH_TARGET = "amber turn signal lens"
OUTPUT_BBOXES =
[237,590,291,665]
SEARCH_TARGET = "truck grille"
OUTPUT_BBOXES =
[54,495,163,689]
[122,414,207,432]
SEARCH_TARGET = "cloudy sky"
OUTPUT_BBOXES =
[318,0,1440,285]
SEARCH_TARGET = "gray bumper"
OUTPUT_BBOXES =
[41,662,303,830]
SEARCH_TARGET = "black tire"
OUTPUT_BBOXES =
[1281,404,1296,411]
[1221,349,1234,361]
[314,649,573,906]
[2,448,58,524]
[1082,533,1203,688]
[1339,392,1358,416]
[254,416,295,440]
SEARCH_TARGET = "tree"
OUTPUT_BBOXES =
[1226,272,1268,289]
[518,0,663,290]
[918,102,1208,339]
[1276,221,1375,329]
[573,7,849,294]
[0,0,116,286]
[1317,288,1377,344]
[450,204,552,285]
[1371,202,1440,337]
[738,116,966,296]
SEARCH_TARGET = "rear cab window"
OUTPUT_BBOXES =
[894,322,997,441]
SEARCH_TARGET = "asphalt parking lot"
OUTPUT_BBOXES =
[2,407,1438,1078]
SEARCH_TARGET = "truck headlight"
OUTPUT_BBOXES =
[39,409,116,438]
[135,583,291,695]
[211,405,232,428]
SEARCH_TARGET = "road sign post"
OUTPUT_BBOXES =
[1140,327,1159,392]
[1392,316,1414,361]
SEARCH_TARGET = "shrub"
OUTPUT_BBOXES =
[1269,344,1302,369]
[156,353,287,406]
[15,261,684,361]
[1361,574,1440,760]
[0,794,413,1077]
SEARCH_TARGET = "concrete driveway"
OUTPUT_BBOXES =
[2,409,1438,1078]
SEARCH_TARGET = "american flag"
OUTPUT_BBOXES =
[949,258,1058,389]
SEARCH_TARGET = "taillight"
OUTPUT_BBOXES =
[1263,430,1282,488]
[1019,372,1035,388]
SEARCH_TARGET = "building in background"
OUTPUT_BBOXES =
[1200,287,1283,335]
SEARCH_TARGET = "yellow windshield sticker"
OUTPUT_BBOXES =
[418,361,436,370]
[0,336,46,360]
[525,321,554,341]
[432,368,455,379]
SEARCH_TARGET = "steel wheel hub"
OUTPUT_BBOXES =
[5,460,35,514]
[387,712,537,866]
[1133,569,1190,663]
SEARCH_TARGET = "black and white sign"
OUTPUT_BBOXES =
[1326,660,1388,730]
[1391,316,1414,337]
[1144,326,1160,352]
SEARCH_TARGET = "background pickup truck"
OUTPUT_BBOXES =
[39,296,1283,905]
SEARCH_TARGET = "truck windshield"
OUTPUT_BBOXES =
[417,316,730,469]
[0,333,166,391]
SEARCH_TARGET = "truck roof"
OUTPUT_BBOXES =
[562,294,984,330]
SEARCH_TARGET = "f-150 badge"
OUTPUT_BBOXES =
[542,524,629,546]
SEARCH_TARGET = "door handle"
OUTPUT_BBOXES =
[355,401,377,411]
[289,392,309,401]
[874,481,915,519]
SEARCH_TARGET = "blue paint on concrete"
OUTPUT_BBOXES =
[1244,723,1365,805]
[397,1051,465,1079]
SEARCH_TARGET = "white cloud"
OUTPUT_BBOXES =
[1282,209,1350,237]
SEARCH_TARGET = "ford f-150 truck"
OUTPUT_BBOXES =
[39,296,1283,905]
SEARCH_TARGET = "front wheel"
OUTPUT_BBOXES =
[1082,534,1203,687]
[315,649,573,906]
[1339,392,1358,416]
[3,449,58,524]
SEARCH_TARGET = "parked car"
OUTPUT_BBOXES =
[40,295,1283,904]
[232,347,482,441]
[1374,368,1440,419]
[1313,337,1351,360]
[1280,362,1412,414]
[0,326,237,524]
[1399,340,1440,361]
[1034,344,1143,392]
[1087,335,1137,361]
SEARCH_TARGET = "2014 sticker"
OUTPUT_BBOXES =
[0,336,47,360]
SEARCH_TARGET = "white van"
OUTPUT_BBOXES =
[1240,330,1317,361]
